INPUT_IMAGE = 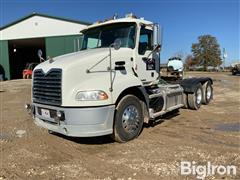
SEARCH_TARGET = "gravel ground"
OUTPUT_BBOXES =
[0,72,239,180]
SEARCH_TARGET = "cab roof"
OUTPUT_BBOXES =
[81,17,153,32]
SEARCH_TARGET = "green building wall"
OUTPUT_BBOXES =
[0,40,10,80]
[45,35,83,58]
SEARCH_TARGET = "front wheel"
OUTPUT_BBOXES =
[187,83,203,110]
[112,95,144,143]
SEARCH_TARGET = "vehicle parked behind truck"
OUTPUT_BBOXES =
[26,14,213,142]
[167,57,183,78]
[22,63,39,79]
[160,57,184,81]
[231,62,240,75]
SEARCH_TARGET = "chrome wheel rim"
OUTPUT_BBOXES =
[122,105,140,134]
[196,88,202,104]
[206,86,212,100]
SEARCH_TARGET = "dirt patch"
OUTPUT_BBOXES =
[0,72,240,179]
[214,122,240,132]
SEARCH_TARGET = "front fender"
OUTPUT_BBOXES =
[112,71,142,103]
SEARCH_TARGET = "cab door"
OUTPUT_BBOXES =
[135,26,159,84]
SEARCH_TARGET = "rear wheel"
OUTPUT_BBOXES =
[112,95,144,143]
[187,83,203,110]
[202,81,213,104]
[183,93,188,109]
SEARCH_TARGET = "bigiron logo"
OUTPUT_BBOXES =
[180,161,237,179]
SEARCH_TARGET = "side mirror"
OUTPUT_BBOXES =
[153,24,162,51]
[37,49,45,62]
[37,49,43,59]
[113,38,121,50]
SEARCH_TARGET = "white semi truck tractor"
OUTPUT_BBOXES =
[27,14,213,142]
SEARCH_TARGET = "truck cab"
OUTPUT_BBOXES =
[29,14,213,142]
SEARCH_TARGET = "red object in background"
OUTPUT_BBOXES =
[22,63,39,79]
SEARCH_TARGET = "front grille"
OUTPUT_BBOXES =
[33,69,62,106]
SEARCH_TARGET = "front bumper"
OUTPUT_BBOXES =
[31,103,115,137]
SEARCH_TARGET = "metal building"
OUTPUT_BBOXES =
[0,13,90,80]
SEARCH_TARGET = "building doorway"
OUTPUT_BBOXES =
[8,38,46,79]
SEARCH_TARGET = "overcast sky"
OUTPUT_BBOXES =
[0,0,239,65]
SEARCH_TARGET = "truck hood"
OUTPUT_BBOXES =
[33,48,136,106]
[35,48,112,73]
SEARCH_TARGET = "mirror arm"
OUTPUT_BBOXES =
[86,54,110,73]
[146,44,161,59]
[86,39,121,92]
[109,45,113,92]
[39,57,45,62]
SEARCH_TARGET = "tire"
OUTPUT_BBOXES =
[187,83,203,110]
[202,81,213,105]
[26,74,32,79]
[183,93,188,109]
[112,95,144,143]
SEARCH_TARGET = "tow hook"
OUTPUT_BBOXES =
[25,103,35,115]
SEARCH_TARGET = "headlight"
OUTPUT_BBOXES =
[75,90,108,101]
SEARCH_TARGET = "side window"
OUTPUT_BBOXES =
[138,27,153,55]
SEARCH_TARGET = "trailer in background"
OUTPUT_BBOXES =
[231,62,240,75]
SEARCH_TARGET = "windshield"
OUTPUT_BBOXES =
[81,23,136,50]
